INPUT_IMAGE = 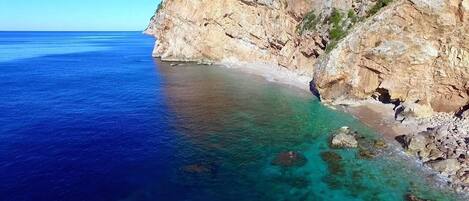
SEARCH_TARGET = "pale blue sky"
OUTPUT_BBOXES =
[0,0,162,31]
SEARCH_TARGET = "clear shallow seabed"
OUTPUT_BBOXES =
[0,32,463,201]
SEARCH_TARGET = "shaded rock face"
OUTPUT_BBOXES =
[146,0,314,75]
[145,0,374,76]
[313,0,469,115]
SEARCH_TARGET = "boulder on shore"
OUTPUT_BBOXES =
[396,122,469,192]
[426,159,461,176]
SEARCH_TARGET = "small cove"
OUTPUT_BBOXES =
[157,62,463,201]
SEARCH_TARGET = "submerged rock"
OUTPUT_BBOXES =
[272,151,307,168]
[181,162,219,176]
[358,148,376,159]
[373,139,388,149]
[356,138,388,160]
[320,151,344,175]
[321,151,342,161]
[181,164,211,174]
[404,193,431,201]
[331,127,358,148]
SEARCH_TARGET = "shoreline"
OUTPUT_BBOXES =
[219,60,313,93]
[222,61,469,196]
[159,59,468,197]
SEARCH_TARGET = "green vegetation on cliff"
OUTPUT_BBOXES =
[329,9,346,42]
[367,0,393,16]
[297,10,320,35]
[326,9,348,52]
[326,0,393,52]
[347,9,359,24]
[155,2,163,14]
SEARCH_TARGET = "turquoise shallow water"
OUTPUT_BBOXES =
[0,32,463,201]
[157,63,462,201]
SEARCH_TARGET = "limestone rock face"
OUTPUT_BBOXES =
[146,0,312,75]
[312,0,469,115]
[145,0,374,77]
[148,0,469,115]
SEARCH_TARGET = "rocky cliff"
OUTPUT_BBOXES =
[314,0,469,117]
[146,0,469,117]
[145,0,376,76]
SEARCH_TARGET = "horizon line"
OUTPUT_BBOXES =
[0,30,145,32]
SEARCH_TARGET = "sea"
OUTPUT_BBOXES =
[0,32,463,201]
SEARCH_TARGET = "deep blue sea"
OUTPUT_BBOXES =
[0,32,463,201]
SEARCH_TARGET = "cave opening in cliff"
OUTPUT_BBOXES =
[373,88,400,107]
[374,88,390,103]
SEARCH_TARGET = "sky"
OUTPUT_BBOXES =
[0,0,162,31]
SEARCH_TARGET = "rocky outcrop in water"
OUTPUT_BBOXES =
[331,126,358,148]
